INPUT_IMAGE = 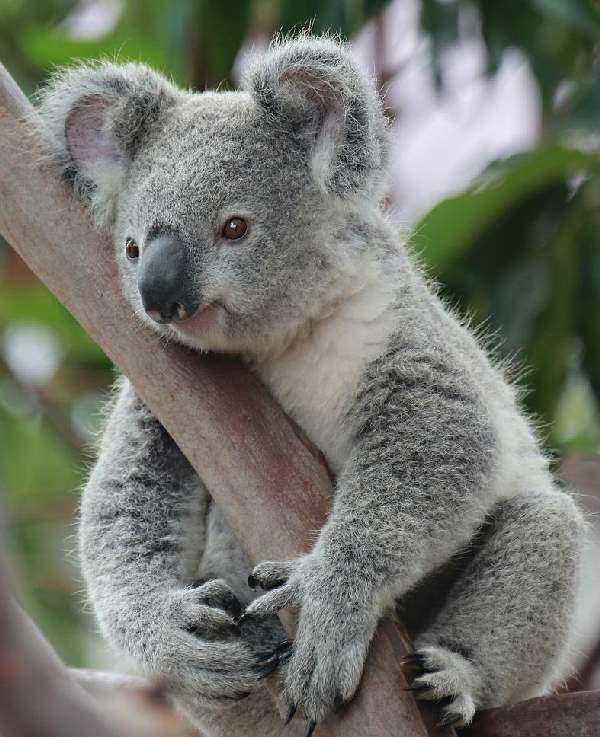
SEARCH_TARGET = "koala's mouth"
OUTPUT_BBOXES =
[173,300,223,336]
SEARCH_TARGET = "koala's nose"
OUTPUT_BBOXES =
[138,234,198,324]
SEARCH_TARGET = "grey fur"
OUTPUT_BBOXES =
[37,35,585,735]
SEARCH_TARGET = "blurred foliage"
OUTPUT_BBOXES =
[0,0,599,667]
[416,0,600,446]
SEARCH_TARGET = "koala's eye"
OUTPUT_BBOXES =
[222,217,248,241]
[125,237,139,260]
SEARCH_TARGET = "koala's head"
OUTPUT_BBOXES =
[39,37,389,354]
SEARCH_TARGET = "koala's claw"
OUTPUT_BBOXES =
[255,658,283,680]
[253,640,294,680]
[305,720,317,737]
[401,652,426,666]
[402,645,477,727]
[437,712,464,728]
[255,639,291,664]
[248,560,297,592]
[284,704,297,725]
[405,682,433,693]
[186,620,240,638]
[333,693,347,712]
[191,578,244,620]
[247,556,374,722]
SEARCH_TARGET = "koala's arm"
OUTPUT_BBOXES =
[80,379,279,704]
[80,377,209,652]
[251,334,495,599]
[318,341,496,596]
[246,333,496,719]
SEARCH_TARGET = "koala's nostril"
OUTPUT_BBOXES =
[145,308,163,324]
[145,302,186,325]
[173,303,188,321]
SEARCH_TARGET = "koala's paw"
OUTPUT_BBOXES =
[148,580,290,705]
[403,645,478,728]
[242,558,375,729]
[168,579,243,638]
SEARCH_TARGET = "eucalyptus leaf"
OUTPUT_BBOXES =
[412,146,600,271]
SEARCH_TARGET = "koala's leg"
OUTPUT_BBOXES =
[185,691,306,737]
[186,502,300,737]
[410,490,585,727]
[80,377,287,725]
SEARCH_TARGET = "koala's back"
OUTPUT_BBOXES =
[415,283,550,496]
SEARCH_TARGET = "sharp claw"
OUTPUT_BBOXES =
[191,577,207,588]
[284,705,297,725]
[256,664,279,680]
[255,639,293,668]
[437,712,463,727]
[333,693,346,712]
[404,683,432,692]
[272,642,293,664]
[305,720,317,737]
[401,653,426,665]
[278,647,293,665]
[248,574,257,589]
[235,612,249,626]
[256,650,276,664]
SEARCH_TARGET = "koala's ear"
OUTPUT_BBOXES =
[36,63,180,229]
[242,36,388,198]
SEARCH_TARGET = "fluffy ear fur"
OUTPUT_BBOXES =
[242,36,388,198]
[36,62,180,229]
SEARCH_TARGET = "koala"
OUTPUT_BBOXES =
[37,36,585,737]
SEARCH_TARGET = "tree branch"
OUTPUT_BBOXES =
[464,691,600,737]
[0,62,452,737]
[0,560,174,737]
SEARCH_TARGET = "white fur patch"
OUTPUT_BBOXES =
[253,274,397,474]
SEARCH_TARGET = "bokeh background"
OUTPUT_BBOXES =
[1,0,600,684]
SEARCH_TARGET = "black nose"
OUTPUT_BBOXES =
[138,234,198,324]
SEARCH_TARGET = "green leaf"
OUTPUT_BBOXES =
[0,396,80,498]
[576,215,600,407]
[558,78,600,135]
[194,0,253,86]
[412,145,600,271]
[532,0,600,36]
[279,0,391,37]
[420,0,460,86]
[21,28,170,76]
[521,201,580,425]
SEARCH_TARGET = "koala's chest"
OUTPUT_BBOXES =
[257,353,357,475]
[254,314,393,475]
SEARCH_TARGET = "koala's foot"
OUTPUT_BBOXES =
[242,557,377,729]
[403,645,477,727]
[147,579,289,705]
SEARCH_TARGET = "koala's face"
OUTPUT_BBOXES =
[116,92,339,353]
[43,38,387,354]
